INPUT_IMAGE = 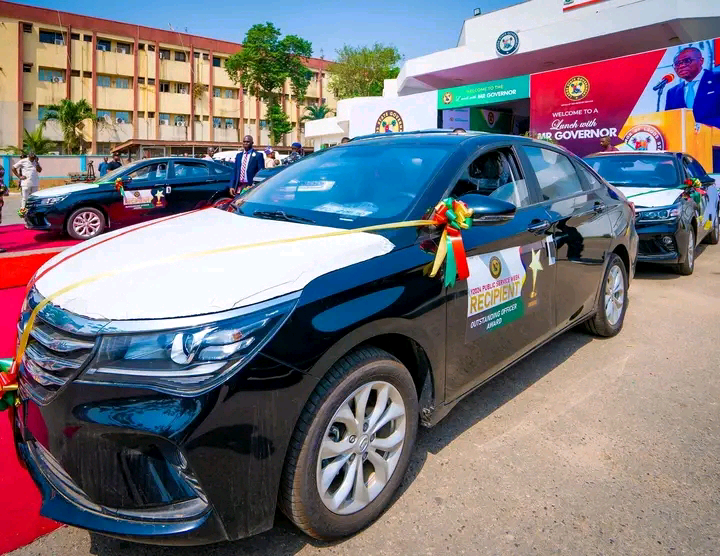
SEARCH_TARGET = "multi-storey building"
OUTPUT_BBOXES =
[0,1,335,156]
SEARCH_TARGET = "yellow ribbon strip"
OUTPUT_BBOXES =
[15,219,438,369]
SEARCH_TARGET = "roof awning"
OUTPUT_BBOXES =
[304,118,348,139]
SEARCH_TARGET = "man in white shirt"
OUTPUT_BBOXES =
[203,148,215,160]
[12,152,42,209]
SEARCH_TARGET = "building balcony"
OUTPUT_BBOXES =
[137,86,156,112]
[35,81,68,106]
[23,118,64,142]
[70,41,92,72]
[212,97,240,117]
[212,67,234,88]
[32,42,67,70]
[96,87,134,111]
[70,77,92,102]
[159,123,191,141]
[194,122,210,142]
[159,59,191,83]
[214,127,240,144]
[137,118,155,140]
[159,92,191,115]
[96,51,134,77]
[97,122,134,143]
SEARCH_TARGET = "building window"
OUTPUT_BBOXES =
[38,68,65,83]
[115,77,130,89]
[148,78,156,85]
[116,42,132,55]
[224,89,235,99]
[97,75,112,87]
[38,106,48,119]
[97,109,111,121]
[212,57,221,67]
[194,115,201,121]
[71,33,80,40]
[83,71,92,78]
[115,111,130,123]
[174,115,187,126]
[23,103,32,112]
[213,117,221,128]
[97,39,111,51]
[23,63,32,73]
[242,88,248,95]
[202,53,209,61]
[147,111,155,118]
[159,49,171,60]
[213,87,221,98]
[138,77,145,85]
[71,69,80,77]
[147,44,155,52]
[159,82,170,93]
[39,30,65,45]
[225,118,234,129]
[174,51,187,62]
[259,119,267,129]
[174,83,189,94]
[159,113,170,125]
[138,43,145,50]
[193,52,200,59]
[22,23,32,33]
[83,34,91,42]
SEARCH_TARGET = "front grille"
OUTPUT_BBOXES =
[18,289,99,404]
[638,236,676,256]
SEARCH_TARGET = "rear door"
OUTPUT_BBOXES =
[518,145,613,330]
[444,144,557,402]
[168,160,221,212]
[682,154,717,239]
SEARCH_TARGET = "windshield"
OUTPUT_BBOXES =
[584,155,678,187]
[235,143,453,227]
[98,163,135,183]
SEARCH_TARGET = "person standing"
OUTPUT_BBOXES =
[283,142,304,165]
[231,135,264,195]
[340,137,350,144]
[264,147,279,168]
[0,164,6,233]
[12,152,42,209]
[98,156,109,176]
[203,148,215,161]
[599,138,618,152]
[106,153,123,172]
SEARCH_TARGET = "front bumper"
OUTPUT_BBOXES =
[635,221,689,264]
[23,200,65,231]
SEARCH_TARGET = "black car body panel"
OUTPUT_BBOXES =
[15,133,638,545]
[23,158,233,236]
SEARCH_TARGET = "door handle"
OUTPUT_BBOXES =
[527,219,551,234]
[593,201,606,213]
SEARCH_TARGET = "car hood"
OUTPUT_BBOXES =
[30,182,107,199]
[34,209,395,320]
[615,186,681,208]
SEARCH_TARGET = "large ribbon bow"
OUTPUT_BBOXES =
[0,358,18,412]
[427,198,474,287]
[115,177,124,196]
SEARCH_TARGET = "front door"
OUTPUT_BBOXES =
[107,161,170,226]
[519,145,612,329]
[444,146,556,402]
[168,160,216,212]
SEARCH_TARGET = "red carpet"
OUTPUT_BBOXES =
[0,287,61,554]
[0,251,61,290]
[0,224,79,253]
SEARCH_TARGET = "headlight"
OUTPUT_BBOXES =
[78,296,297,395]
[39,195,68,205]
[635,204,680,222]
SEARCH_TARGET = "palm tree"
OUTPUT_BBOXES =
[1,126,56,155]
[301,103,335,122]
[41,99,99,154]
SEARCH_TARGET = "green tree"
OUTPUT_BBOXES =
[301,103,335,122]
[41,98,99,154]
[329,44,402,99]
[1,126,56,155]
[225,22,312,145]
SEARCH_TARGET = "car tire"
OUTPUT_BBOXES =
[211,196,233,210]
[675,227,695,275]
[279,347,419,540]
[584,253,628,338]
[66,207,106,240]
[704,211,719,245]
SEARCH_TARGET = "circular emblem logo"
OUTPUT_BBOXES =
[489,256,502,279]
[496,31,519,56]
[623,125,665,151]
[442,92,453,105]
[133,191,140,198]
[375,110,404,134]
[564,76,590,101]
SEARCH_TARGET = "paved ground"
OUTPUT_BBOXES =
[11,244,720,556]
[2,193,24,226]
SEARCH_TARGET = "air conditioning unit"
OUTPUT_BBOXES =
[54,38,64,45]
[159,120,168,125]
[175,121,186,127]
[103,114,112,124]
[116,117,125,124]
[51,76,62,83]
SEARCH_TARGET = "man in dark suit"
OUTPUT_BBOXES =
[665,46,720,129]
[231,135,265,195]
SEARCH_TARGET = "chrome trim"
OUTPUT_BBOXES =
[25,343,84,371]
[30,322,95,352]
[22,357,67,386]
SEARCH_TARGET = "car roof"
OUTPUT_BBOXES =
[585,151,680,158]
[346,129,542,148]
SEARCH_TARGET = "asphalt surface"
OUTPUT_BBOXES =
[1,193,23,226]
[11,243,720,556]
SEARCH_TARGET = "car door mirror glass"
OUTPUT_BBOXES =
[457,193,516,225]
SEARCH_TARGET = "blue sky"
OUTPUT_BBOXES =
[27,0,518,60]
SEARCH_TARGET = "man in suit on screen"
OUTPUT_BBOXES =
[665,46,720,128]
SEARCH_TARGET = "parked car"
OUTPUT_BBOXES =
[16,132,637,545]
[23,157,235,240]
[585,151,719,275]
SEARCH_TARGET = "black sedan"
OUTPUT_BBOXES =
[15,132,637,545]
[24,157,235,240]
[585,151,719,275]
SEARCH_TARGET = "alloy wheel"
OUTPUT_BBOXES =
[72,211,102,239]
[316,380,406,515]
[604,264,625,326]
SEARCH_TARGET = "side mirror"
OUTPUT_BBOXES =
[458,194,516,225]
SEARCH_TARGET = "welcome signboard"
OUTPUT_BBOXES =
[437,76,530,110]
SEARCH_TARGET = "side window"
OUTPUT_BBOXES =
[174,161,210,178]
[212,164,227,175]
[684,156,707,179]
[523,146,584,201]
[576,164,601,190]
[126,162,167,182]
[450,147,531,208]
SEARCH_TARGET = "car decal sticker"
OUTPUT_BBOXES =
[123,189,154,208]
[465,239,549,342]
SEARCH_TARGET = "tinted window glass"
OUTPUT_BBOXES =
[174,162,209,178]
[684,156,707,179]
[585,155,678,187]
[576,164,601,190]
[451,148,531,208]
[127,162,167,181]
[523,147,584,200]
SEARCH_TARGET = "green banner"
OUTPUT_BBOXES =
[438,75,530,110]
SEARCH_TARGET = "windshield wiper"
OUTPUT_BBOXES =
[253,210,315,224]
